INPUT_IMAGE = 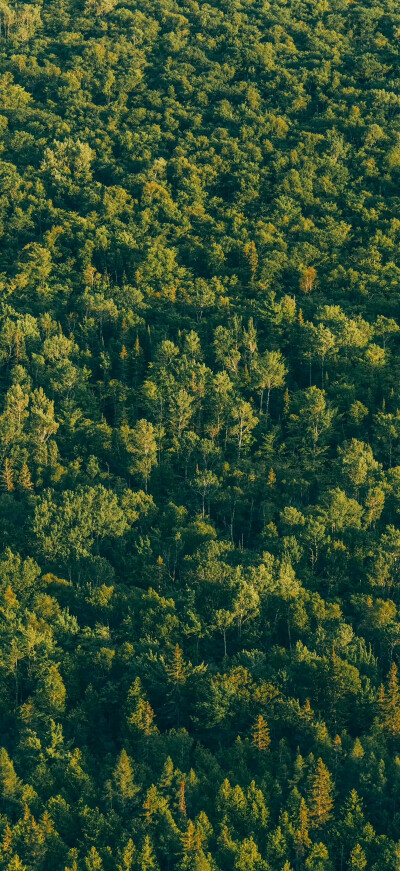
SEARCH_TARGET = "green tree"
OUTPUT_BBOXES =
[111,749,139,810]
[305,843,333,871]
[251,715,270,752]
[253,350,287,415]
[349,844,367,871]
[85,847,103,871]
[138,836,159,871]
[379,663,400,738]
[121,419,158,492]
[308,759,334,830]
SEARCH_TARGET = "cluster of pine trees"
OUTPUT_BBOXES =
[2,0,400,867]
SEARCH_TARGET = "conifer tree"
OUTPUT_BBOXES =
[379,663,400,737]
[112,749,138,810]
[85,847,103,871]
[179,780,187,816]
[349,844,367,871]
[117,839,136,871]
[305,843,333,871]
[181,821,201,853]
[251,715,271,752]
[0,748,20,804]
[127,678,157,739]
[308,759,334,830]
[7,858,28,871]
[1,459,14,492]
[18,463,33,491]
[294,798,311,859]
[138,836,159,871]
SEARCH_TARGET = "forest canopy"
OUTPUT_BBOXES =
[1,0,400,868]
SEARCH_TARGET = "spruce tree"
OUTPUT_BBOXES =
[251,715,271,752]
[308,759,334,830]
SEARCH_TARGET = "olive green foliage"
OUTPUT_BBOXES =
[1,0,400,868]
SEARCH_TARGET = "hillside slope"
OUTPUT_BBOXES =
[1,0,400,869]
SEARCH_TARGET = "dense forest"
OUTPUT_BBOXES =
[3,0,400,868]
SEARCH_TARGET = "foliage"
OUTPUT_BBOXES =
[0,0,400,868]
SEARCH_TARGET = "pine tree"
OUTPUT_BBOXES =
[120,344,128,381]
[6,858,28,871]
[251,714,271,751]
[181,821,201,853]
[350,738,364,761]
[0,747,20,802]
[379,663,400,737]
[112,749,138,809]
[1,823,12,857]
[138,836,159,871]
[1,459,14,492]
[339,790,369,859]
[244,241,258,282]
[349,844,367,871]
[85,847,103,871]
[234,836,265,871]
[305,842,333,871]
[18,462,33,491]
[294,797,311,858]
[179,780,187,816]
[333,734,342,766]
[165,644,189,725]
[127,678,157,738]
[308,758,334,829]
[166,644,188,685]
[117,839,136,871]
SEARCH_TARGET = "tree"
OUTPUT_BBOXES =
[167,389,193,443]
[322,488,363,535]
[230,401,258,458]
[378,663,400,738]
[192,469,219,518]
[214,608,235,657]
[111,749,139,810]
[137,836,159,871]
[374,412,400,468]
[0,748,21,805]
[117,840,136,871]
[338,439,379,497]
[33,485,130,574]
[304,843,333,871]
[127,679,158,741]
[289,387,335,465]
[349,844,367,871]
[6,858,28,871]
[30,387,58,444]
[294,798,311,860]
[121,419,158,491]
[313,324,336,386]
[234,837,266,871]
[165,644,189,726]
[233,579,259,637]
[85,847,103,871]
[300,267,317,294]
[253,350,287,415]
[36,663,66,718]
[1,458,14,492]
[308,759,334,829]
[251,715,270,752]
[18,463,33,491]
